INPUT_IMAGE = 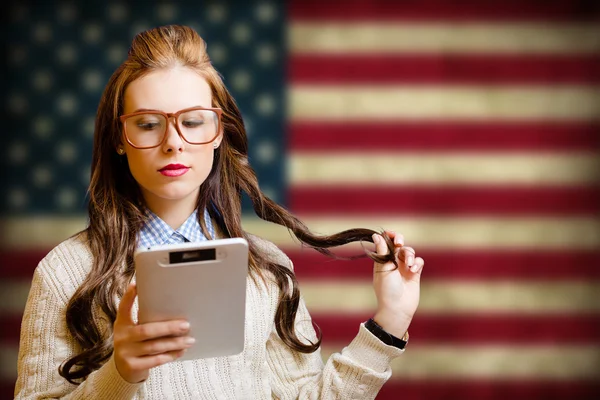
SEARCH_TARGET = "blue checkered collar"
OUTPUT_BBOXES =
[138,208,215,249]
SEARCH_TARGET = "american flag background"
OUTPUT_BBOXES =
[1,1,600,399]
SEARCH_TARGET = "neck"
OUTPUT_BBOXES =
[142,191,199,230]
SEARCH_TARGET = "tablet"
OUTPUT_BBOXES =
[134,238,248,361]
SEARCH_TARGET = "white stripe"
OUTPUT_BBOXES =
[299,281,600,314]
[1,216,599,250]
[2,279,599,316]
[1,343,598,381]
[290,23,600,54]
[289,85,600,121]
[289,152,600,185]
[322,344,600,380]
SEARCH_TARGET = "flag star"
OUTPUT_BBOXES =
[8,188,29,209]
[56,187,78,209]
[32,23,53,44]
[56,43,77,65]
[83,23,103,44]
[208,43,227,64]
[156,3,178,21]
[81,166,91,185]
[82,115,96,138]
[32,69,53,92]
[9,45,28,66]
[208,4,227,23]
[8,142,29,164]
[231,70,252,92]
[255,141,277,165]
[33,116,55,139]
[255,2,277,24]
[255,93,276,116]
[106,43,127,65]
[8,93,28,115]
[56,93,78,116]
[82,69,103,92]
[256,43,277,65]
[10,4,29,22]
[32,166,53,187]
[231,23,252,44]
[57,3,77,23]
[131,22,151,37]
[56,141,77,164]
[107,3,128,23]
[261,186,277,202]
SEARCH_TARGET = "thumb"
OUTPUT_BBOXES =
[116,282,137,326]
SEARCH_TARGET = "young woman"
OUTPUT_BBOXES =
[15,25,424,399]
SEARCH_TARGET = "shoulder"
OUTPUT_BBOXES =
[245,232,293,270]
[34,232,92,303]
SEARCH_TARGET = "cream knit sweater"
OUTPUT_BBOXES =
[15,233,403,399]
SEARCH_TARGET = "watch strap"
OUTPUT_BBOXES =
[364,318,408,350]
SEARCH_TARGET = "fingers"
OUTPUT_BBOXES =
[372,233,388,255]
[136,335,195,356]
[116,282,137,326]
[130,320,191,342]
[410,257,425,274]
[128,350,187,372]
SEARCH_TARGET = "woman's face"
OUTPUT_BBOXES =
[121,67,220,215]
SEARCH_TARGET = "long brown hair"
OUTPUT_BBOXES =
[59,25,396,383]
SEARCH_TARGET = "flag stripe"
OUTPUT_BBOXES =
[2,280,599,315]
[289,122,600,151]
[290,54,600,84]
[290,86,600,121]
[289,1,600,22]
[3,216,599,249]
[3,313,599,347]
[298,281,600,313]
[289,153,600,185]
[310,314,600,344]
[290,24,600,54]
[3,249,599,281]
[319,345,600,379]
[288,186,600,215]
[375,381,600,400]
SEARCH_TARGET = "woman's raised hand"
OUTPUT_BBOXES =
[112,283,195,383]
[371,231,424,338]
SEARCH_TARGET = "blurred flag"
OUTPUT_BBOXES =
[1,1,600,399]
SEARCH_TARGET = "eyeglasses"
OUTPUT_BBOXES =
[119,107,223,149]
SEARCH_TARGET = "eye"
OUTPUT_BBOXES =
[182,119,205,128]
[137,121,162,130]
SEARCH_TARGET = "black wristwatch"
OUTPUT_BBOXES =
[364,318,409,350]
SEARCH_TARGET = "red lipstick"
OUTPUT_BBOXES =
[159,163,190,177]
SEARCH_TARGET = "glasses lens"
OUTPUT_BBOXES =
[124,113,167,147]
[178,109,219,144]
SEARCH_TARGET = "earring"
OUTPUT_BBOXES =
[117,147,125,155]
[213,142,219,148]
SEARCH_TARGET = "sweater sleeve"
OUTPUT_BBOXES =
[14,265,142,399]
[264,263,404,400]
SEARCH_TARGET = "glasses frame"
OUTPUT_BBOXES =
[119,106,223,149]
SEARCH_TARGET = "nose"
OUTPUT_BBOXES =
[161,116,185,153]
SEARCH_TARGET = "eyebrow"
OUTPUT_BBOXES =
[131,106,209,113]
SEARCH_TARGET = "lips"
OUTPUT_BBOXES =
[159,163,190,177]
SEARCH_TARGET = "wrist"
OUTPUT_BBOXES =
[373,310,411,338]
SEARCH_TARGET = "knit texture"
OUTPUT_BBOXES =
[15,233,403,399]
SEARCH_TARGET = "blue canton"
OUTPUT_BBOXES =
[138,209,215,249]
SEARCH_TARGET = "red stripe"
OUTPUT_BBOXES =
[3,313,599,345]
[289,0,600,21]
[290,54,600,84]
[312,314,600,344]
[288,122,600,151]
[288,186,600,215]
[2,249,600,281]
[291,250,600,281]
[375,381,600,400]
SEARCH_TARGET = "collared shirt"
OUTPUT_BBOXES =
[137,208,215,249]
